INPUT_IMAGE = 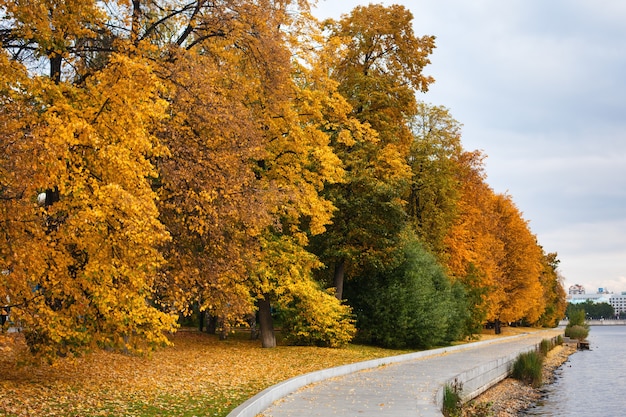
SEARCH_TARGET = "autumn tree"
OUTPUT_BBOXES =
[0,0,178,355]
[241,5,362,347]
[536,251,567,327]
[148,3,285,336]
[444,151,507,334]
[311,4,436,300]
[492,193,544,327]
[443,151,555,333]
[121,1,353,347]
[325,4,435,152]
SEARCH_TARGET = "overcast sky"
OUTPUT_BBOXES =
[312,0,626,294]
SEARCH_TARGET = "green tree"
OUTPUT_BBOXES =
[564,307,590,340]
[407,102,464,259]
[567,301,613,320]
[344,231,464,349]
[312,4,435,300]
[566,307,588,326]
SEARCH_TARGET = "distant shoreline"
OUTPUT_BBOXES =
[560,319,626,326]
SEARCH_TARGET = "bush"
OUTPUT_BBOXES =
[442,379,463,417]
[280,283,356,348]
[567,309,587,327]
[345,235,465,349]
[564,324,589,341]
[539,339,552,356]
[512,350,543,388]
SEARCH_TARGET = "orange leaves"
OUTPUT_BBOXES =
[443,150,557,326]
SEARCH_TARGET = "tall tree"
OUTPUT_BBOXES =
[150,2,289,333]
[311,4,435,300]
[444,151,505,333]
[407,102,464,259]
[0,47,177,356]
[537,251,567,327]
[444,152,551,333]
[492,193,544,325]
[344,230,463,349]
[325,4,435,152]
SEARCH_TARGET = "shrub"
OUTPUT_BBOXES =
[345,235,465,349]
[564,324,589,341]
[512,350,543,388]
[442,379,463,417]
[280,284,356,348]
[539,339,551,356]
[568,309,587,327]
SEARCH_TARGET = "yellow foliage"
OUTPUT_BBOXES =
[0,330,403,417]
[1,48,176,357]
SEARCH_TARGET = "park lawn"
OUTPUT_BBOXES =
[0,330,414,417]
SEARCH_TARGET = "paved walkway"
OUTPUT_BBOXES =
[253,329,562,417]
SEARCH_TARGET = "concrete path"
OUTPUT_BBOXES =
[236,329,562,417]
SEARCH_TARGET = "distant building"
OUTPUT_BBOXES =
[569,284,585,294]
[567,287,626,315]
[568,292,610,304]
[609,294,626,315]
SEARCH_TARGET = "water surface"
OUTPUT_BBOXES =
[523,325,626,416]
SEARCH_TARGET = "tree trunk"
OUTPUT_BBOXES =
[494,319,502,335]
[206,314,217,334]
[258,295,276,348]
[198,309,205,332]
[218,317,229,340]
[333,259,346,300]
[49,54,62,84]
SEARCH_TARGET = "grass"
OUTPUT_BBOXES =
[564,324,589,340]
[539,338,552,356]
[0,329,414,417]
[511,350,544,388]
[442,378,463,417]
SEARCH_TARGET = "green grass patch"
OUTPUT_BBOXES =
[564,325,589,340]
[539,338,551,356]
[442,378,463,417]
[511,350,543,388]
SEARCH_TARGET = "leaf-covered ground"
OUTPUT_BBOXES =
[0,330,414,417]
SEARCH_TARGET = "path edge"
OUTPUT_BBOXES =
[226,333,536,417]
[434,331,565,411]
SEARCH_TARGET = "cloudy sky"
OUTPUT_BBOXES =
[312,0,626,294]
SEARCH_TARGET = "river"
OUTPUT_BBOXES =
[523,325,626,416]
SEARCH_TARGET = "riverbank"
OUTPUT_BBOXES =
[461,342,577,416]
